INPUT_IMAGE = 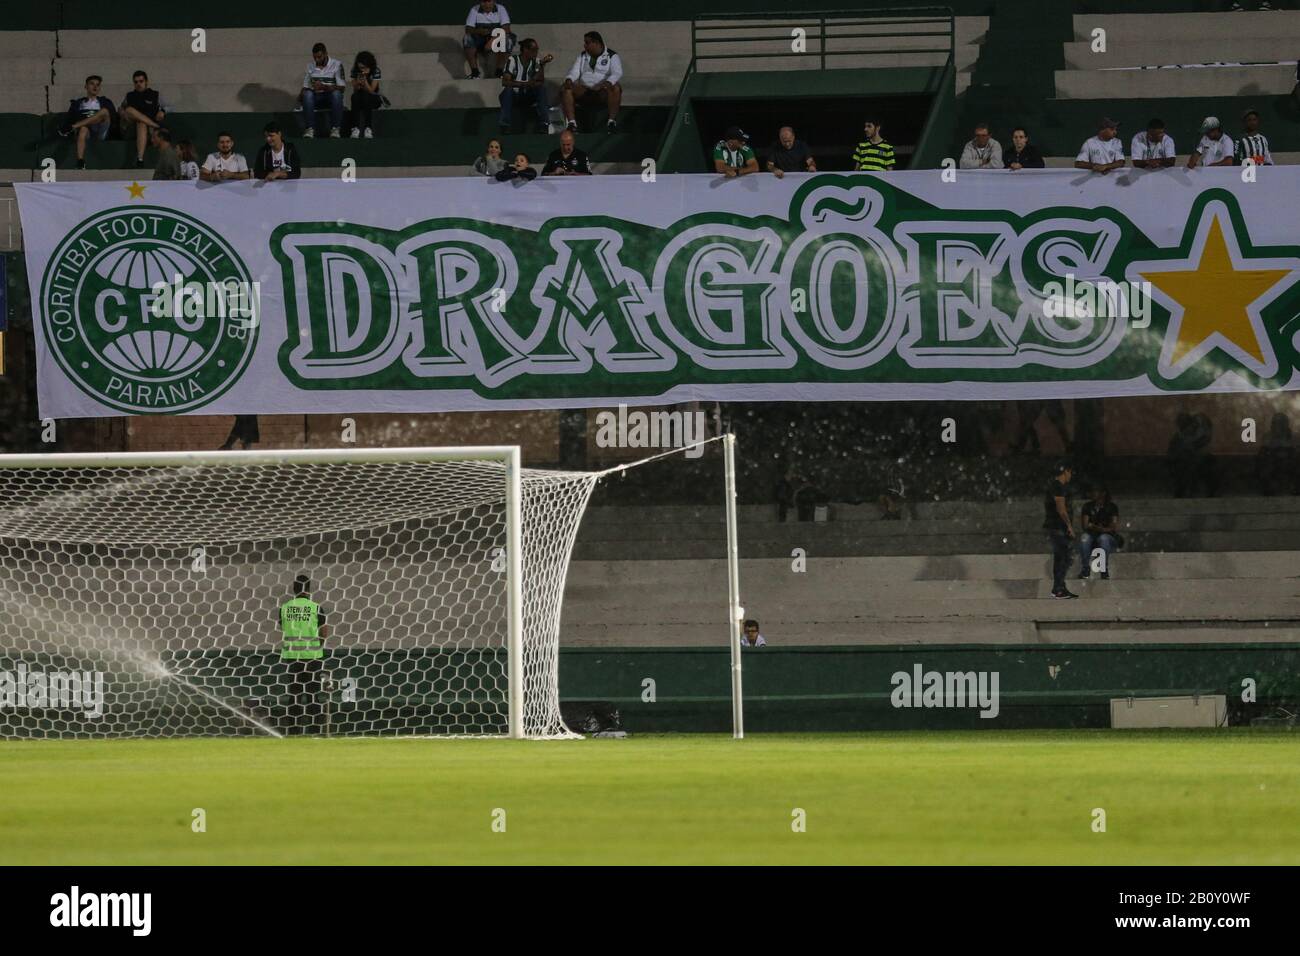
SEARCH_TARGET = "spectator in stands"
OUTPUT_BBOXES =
[1230,2,1277,10]
[120,70,165,169]
[1187,117,1234,169]
[852,120,896,172]
[57,75,116,171]
[561,31,623,133]
[1130,118,1176,169]
[499,38,553,132]
[740,619,767,648]
[1078,485,1120,581]
[879,460,907,520]
[1012,399,1071,454]
[1075,117,1125,174]
[349,52,384,139]
[543,129,593,175]
[254,123,302,181]
[199,132,250,182]
[495,151,537,182]
[1236,109,1273,166]
[1043,462,1078,599]
[150,127,181,180]
[177,140,199,180]
[1257,413,1298,495]
[301,42,346,138]
[464,1,514,79]
[1003,127,1045,170]
[959,123,1002,169]
[1166,411,1217,497]
[220,416,259,451]
[473,138,509,176]
[766,126,816,177]
[713,126,758,177]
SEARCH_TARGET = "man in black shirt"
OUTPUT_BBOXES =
[543,129,593,175]
[766,126,816,178]
[1043,462,1078,598]
[1078,485,1120,580]
[121,70,165,168]
[253,122,303,181]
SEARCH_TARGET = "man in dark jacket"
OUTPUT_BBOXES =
[1003,127,1045,170]
[253,123,303,180]
[542,129,592,175]
[58,75,117,170]
[151,127,182,180]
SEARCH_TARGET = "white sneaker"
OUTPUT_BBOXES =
[303,128,315,138]
[329,128,341,138]
[363,128,374,139]
[350,128,361,138]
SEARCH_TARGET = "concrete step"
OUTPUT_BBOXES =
[0,32,55,58]
[575,511,1300,538]
[560,619,1300,646]
[567,551,1300,585]
[572,530,1300,560]
[1073,11,1300,43]
[46,77,670,115]
[9,86,49,114]
[1063,39,1300,70]
[1055,62,1296,99]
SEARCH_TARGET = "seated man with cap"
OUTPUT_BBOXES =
[1074,117,1126,174]
[713,126,759,178]
[1188,116,1235,169]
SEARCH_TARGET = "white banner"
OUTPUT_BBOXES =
[16,168,1300,419]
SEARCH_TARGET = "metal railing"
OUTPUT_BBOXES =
[656,7,956,169]
[0,196,20,252]
[692,7,955,72]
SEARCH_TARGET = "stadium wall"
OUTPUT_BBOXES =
[558,644,1300,731]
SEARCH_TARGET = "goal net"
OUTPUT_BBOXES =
[0,447,598,739]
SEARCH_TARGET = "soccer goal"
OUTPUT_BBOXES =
[0,446,604,739]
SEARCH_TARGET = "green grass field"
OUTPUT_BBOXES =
[3,731,1298,865]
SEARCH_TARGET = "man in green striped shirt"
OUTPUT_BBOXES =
[852,120,896,172]
[713,126,759,177]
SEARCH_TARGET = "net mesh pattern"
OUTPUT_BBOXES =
[0,457,597,739]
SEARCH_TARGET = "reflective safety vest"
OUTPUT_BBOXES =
[279,598,323,660]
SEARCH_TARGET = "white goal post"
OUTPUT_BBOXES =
[0,446,600,739]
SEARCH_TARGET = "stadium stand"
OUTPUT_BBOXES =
[562,500,1300,645]
[2,0,1300,722]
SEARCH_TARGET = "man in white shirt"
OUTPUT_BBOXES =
[301,42,346,138]
[1130,118,1176,169]
[1188,116,1234,169]
[200,132,250,182]
[1074,117,1125,174]
[464,1,513,79]
[740,620,767,648]
[561,30,623,134]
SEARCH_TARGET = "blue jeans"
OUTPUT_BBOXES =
[1048,530,1074,592]
[498,85,549,129]
[301,88,343,132]
[1078,532,1116,576]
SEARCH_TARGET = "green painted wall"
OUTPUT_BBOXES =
[559,645,1300,731]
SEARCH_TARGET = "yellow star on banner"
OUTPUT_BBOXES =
[1139,213,1290,372]
[125,181,146,198]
